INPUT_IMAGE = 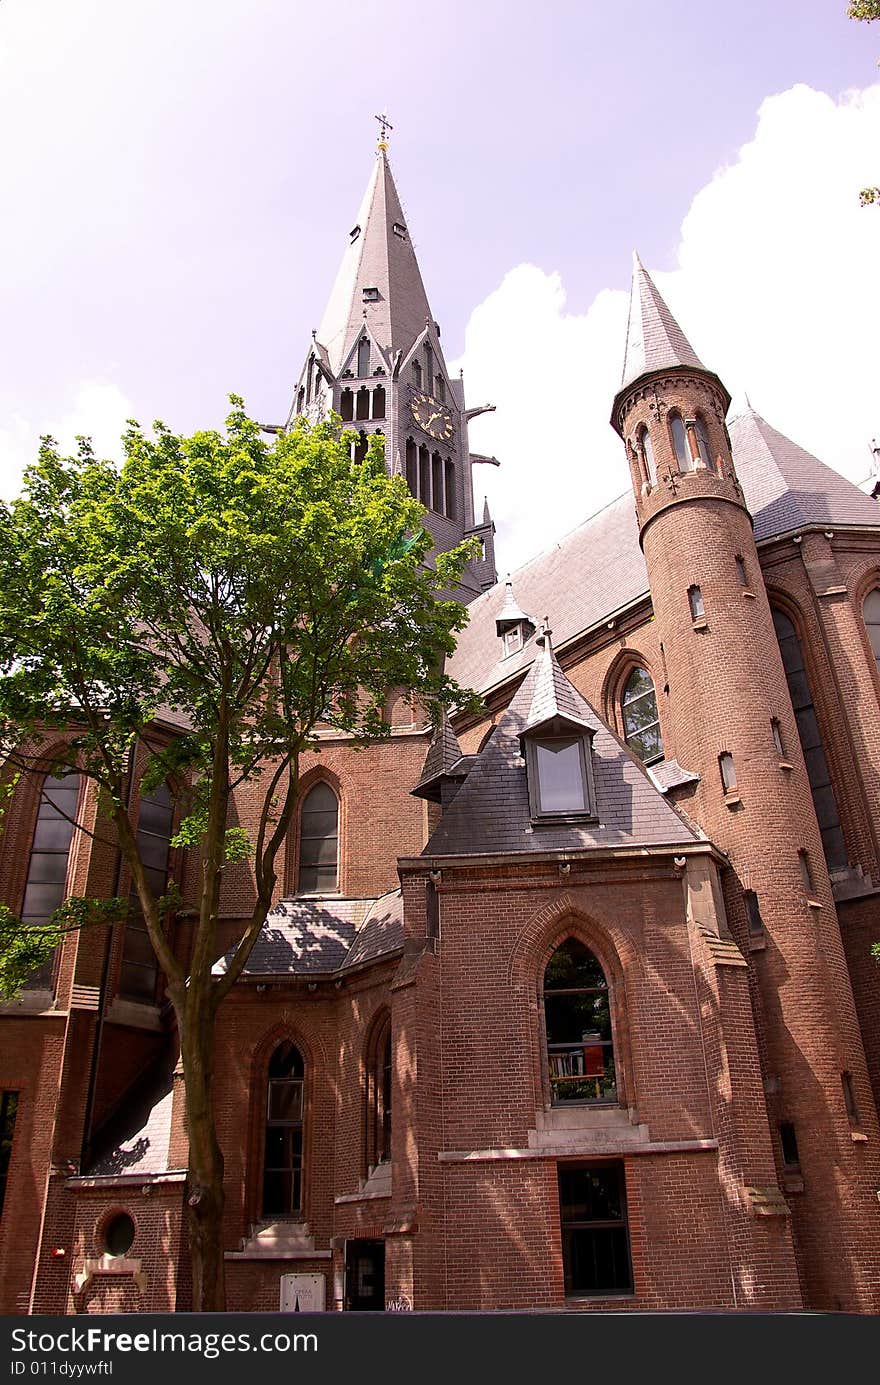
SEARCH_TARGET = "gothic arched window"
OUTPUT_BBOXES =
[353,431,368,464]
[372,386,386,420]
[544,939,616,1104]
[772,607,847,869]
[366,1013,392,1171]
[419,445,431,507]
[357,336,370,378]
[263,1042,304,1216]
[339,388,353,422]
[405,438,417,497]
[411,358,422,389]
[21,772,81,988]
[863,588,880,676]
[298,782,339,894]
[121,781,173,1000]
[431,452,443,513]
[638,426,657,485]
[669,413,692,472]
[621,667,663,765]
[444,459,456,520]
[356,387,370,421]
[694,414,712,467]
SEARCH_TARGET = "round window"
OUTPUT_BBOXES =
[103,1212,135,1257]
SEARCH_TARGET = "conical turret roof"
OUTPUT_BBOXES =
[316,149,435,374]
[619,253,705,390]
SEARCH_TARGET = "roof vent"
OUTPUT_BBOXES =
[363,286,380,303]
[392,222,407,239]
[350,224,361,242]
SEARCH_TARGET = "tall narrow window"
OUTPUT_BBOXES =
[688,585,704,620]
[638,426,657,485]
[842,1072,860,1126]
[371,386,386,420]
[864,589,880,675]
[436,374,445,403]
[694,415,712,467]
[353,431,368,464]
[21,773,81,989]
[670,413,692,472]
[263,1042,304,1216]
[339,388,354,422]
[798,849,816,897]
[779,1121,800,1168]
[405,438,417,497]
[357,337,370,378]
[431,452,443,513]
[296,386,305,415]
[744,889,765,937]
[411,359,422,389]
[356,387,370,421]
[772,608,847,869]
[366,1014,392,1171]
[444,459,456,520]
[735,555,748,588]
[719,752,737,794]
[298,782,339,894]
[558,1164,633,1297]
[424,343,434,392]
[544,939,616,1104]
[419,445,431,508]
[0,1091,19,1220]
[621,667,663,765]
[121,781,173,1000]
[771,718,785,758]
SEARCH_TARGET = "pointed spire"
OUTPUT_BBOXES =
[411,714,471,802]
[315,150,436,375]
[495,577,533,635]
[520,620,597,739]
[482,496,492,525]
[619,252,705,390]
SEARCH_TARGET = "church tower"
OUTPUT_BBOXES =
[285,123,496,599]
[611,255,880,1312]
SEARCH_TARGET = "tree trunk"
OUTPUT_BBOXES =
[179,997,226,1312]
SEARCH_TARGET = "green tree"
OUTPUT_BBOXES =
[0,401,475,1310]
[849,0,880,204]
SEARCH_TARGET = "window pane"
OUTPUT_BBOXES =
[269,1081,303,1122]
[695,416,711,466]
[535,739,586,812]
[559,1165,632,1296]
[671,415,691,470]
[299,784,338,892]
[864,589,880,670]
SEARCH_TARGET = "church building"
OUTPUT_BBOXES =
[2,132,880,1315]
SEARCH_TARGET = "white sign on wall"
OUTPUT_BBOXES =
[279,1273,325,1312]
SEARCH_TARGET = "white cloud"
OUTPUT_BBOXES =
[453,82,880,573]
[0,382,135,503]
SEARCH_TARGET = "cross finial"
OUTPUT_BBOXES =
[375,112,393,152]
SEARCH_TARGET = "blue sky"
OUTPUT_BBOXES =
[1,0,878,566]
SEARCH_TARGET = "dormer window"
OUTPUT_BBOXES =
[523,720,597,823]
[392,222,407,239]
[350,224,361,242]
[362,286,380,303]
[503,625,524,658]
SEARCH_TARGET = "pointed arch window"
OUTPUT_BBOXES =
[357,337,370,378]
[863,588,880,676]
[670,413,692,472]
[356,387,370,421]
[121,781,173,1000]
[418,445,431,508]
[263,1042,304,1216]
[298,782,339,894]
[353,431,368,464]
[638,426,657,485]
[411,359,422,389]
[694,414,712,467]
[436,374,446,403]
[366,1013,392,1171]
[431,452,443,513]
[371,385,386,420]
[444,459,456,520]
[405,438,418,497]
[621,667,663,765]
[21,772,81,989]
[339,387,354,422]
[544,939,616,1104]
[772,608,847,870]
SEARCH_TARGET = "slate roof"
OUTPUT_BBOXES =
[212,891,404,977]
[728,407,880,538]
[88,1048,177,1177]
[315,150,435,375]
[521,631,596,737]
[448,411,880,698]
[426,640,700,858]
[412,718,472,801]
[649,759,700,793]
[619,253,705,392]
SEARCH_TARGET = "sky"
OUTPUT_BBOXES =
[0,0,878,572]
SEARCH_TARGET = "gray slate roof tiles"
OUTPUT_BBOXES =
[212,892,403,978]
[427,642,699,859]
[619,253,705,391]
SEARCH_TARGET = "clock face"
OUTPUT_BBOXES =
[409,390,455,443]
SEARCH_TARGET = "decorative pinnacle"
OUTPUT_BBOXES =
[375,112,393,152]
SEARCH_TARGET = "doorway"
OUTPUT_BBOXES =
[344,1239,385,1311]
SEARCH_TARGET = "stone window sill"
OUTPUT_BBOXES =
[806,898,822,911]
[692,617,709,632]
[741,589,757,601]
[781,1170,804,1194]
[778,761,794,772]
[851,1130,868,1144]
[723,792,742,808]
[748,935,767,952]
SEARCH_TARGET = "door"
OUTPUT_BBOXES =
[344,1239,385,1311]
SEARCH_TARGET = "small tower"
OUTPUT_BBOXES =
[283,123,496,597]
[611,255,880,1312]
